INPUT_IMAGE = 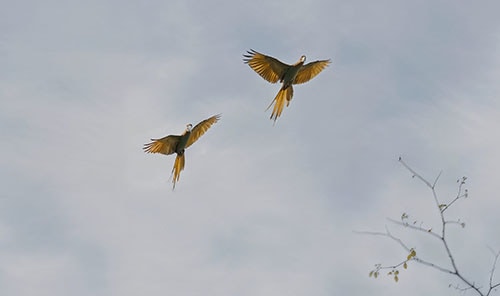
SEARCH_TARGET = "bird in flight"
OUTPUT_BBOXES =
[243,49,331,122]
[143,114,220,189]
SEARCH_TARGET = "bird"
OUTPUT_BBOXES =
[143,114,220,189]
[243,49,331,122]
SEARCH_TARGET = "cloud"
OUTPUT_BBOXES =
[2,0,500,295]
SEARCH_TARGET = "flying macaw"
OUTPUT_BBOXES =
[143,114,220,189]
[243,49,331,122]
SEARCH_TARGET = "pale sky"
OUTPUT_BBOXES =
[2,1,500,295]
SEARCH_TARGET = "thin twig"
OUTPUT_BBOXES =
[356,229,454,274]
[433,170,443,189]
[387,218,442,240]
[486,248,500,296]
[398,157,433,188]
[444,220,465,228]
[441,178,467,213]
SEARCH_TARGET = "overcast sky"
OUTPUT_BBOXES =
[2,1,500,295]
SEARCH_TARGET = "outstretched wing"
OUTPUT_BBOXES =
[143,135,181,155]
[293,59,331,85]
[243,49,289,84]
[186,114,221,148]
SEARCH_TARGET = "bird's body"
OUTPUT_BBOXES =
[280,55,306,89]
[175,125,192,155]
[243,49,330,122]
[143,114,220,189]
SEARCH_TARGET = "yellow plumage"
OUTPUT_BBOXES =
[244,49,330,122]
[267,86,293,122]
[171,154,185,189]
[143,114,220,189]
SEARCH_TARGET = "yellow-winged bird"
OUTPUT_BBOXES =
[143,114,220,189]
[243,49,331,122]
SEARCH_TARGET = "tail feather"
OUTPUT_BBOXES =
[171,154,185,189]
[266,86,294,122]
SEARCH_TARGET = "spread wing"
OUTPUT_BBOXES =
[243,49,289,83]
[186,114,221,148]
[143,135,181,155]
[293,59,331,85]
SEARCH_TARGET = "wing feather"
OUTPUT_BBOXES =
[143,135,180,155]
[293,59,331,85]
[185,114,221,148]
[243,49,289,84]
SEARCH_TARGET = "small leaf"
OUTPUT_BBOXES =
[403,262,408,269]
[394,275,399,282]
[374,272,378,278]
[407,249,416,260]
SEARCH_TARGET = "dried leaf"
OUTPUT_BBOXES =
[407,249,416,260]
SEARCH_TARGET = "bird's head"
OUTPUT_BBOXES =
[186,123,193,132]
[300,55,306,63]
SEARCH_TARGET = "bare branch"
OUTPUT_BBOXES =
[486,249,500,296]
[398,157,433,189]
[433,170,443,188]
[354,229,412,254]
[387,218,442,240]
[449,283,476,294]
[444,220,466,228]
[398,157,444,218]
[412,257,455,274]
[366,158,497,296]
[356,228,454,274]
[441,177,468,213]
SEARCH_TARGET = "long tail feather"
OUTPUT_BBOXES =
[266,86,293,123]
[171,154,185,189]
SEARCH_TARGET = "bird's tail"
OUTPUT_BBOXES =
[171,154,185,189]
[266,85,294,123]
